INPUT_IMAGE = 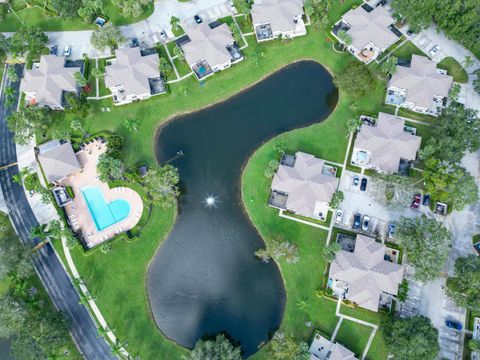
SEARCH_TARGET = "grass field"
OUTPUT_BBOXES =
[47,0,410,358]
[0,0,153,32]
[392,41,426,60]
[438,57,468,83]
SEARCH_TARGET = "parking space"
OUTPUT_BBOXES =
[336,170,424,241]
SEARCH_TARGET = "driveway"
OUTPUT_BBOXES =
[32,0,234,59]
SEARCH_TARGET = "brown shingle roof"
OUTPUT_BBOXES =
[38,140,81,183]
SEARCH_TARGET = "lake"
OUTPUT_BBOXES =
[147,61,337,356]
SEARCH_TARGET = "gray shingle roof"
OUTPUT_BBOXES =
[354,112,422,172]
[271,152,339,217]
[182,23,234,68]
[20,55,80,108]
[104,47,160,96]
[329,344,357,360]
[390,55,453,109]
[342,6,397,51]
[330,234,404,312]
[251,0,304,33]
[38,140,81,183]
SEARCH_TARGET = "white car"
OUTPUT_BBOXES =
[159,30,167,41]
[335,209,343,223]
[64,46,71,57]
[361,215,370,232]
[429,45,440,56]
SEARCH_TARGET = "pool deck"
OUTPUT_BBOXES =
[60,140,143,248]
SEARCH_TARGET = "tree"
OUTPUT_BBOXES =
[383,316,439,360]
[463,56,474,71]
[170,16,181,31]
[419,102,480,164]
[264,159,279,178]
[446,255,480,311]
[172,46,184,61]
[70,119,88,136]
[97,154,124,182]
[106,133,124,158]
[334,62,376,99]
[8,27,48,57]
[65,92,91,117]
[78,0,104,23]
[91,67,104,79]
[112,0,152,18]
[330,191,344,209]
[345,117,362,135]
[304,0,329,30]
[323,242,341,262]
[90,24,126,51]
[397,279,409,302]
[380,56,397,76]
[268,332,310,360]
[296,298,310,312]
[423,158,478,211]
[143,164,180,207]
[74,71,88,87]
[159,57,172,74]
[51,129,72,141]
[123,117,141,133]
[4,86,17,108]
[0,231,33,281]
[470,339,480,352]
[185,334,242,360]
[255,239,300,264]
[7,107,52,145]
[50,0,81,18]
[232,0,249,14]
[0,295,27,338]
[336,30,352,49]
[30,225,47,242]
[7,66,19,82]
[396,215,451,281]
[473,69,480,95]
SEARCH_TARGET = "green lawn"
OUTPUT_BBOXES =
[392,41,426,61]
[438,57,468,83]
[0,0,153,31]
[335,319,371,357]
[46,0,405,358]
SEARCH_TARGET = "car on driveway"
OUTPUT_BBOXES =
[353,175,360,187]
[130,38,139,48]
[445,320,462,331]
[360,178,368,191]
[429,45,440,56]
[362,215,370,231]
[411,193,422,209]
[194,15,202,23]
[422,193,431,206]
[64,46,71,57]
[50,45,58,55]
[335,209,343,223]
[353,213,361,229]
[159,30,167,41]
[388,223,396,238]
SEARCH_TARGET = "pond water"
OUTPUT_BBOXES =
[0,339,14,360]
[148,61,337,356]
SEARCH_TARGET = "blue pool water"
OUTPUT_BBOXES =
[81,186,130,231]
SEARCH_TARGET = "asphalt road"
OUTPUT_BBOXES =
[0,64,115,360]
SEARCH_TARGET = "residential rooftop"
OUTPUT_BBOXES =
[389,54,453,110]
[352,112,422,172]
[20,55,80,109]
[251,0,305,35]
[37,140,81,183]
[329,234,404,312]
[309,333,358,360]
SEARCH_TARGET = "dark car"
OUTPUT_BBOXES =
[388,223,396,238]
[422,193,431,206]
[194,15,202,23]
[445,320,462,331]
[360,178,368,191]
[49,45,57,55]
[353,213,361,229]
[406,29,414,36]
[411,193,422,209]
[130,38,139,48]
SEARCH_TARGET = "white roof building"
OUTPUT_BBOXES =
[37,140,81,183]
[388,55,453,115]
[270,152,339,220]
[336,5,399,63]
[251,0,306,42]
[105,47,164,106]
[329,234,404,312]
[352,113,422,173]
[20,55,81,110]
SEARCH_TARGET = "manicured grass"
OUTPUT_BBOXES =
[438,57,468,83]
[48,0,404,358]
[171,25,185,38]
[173,58,192,77]
[392,41,426,61]
[335,319,371,357]
[0,0,154,31]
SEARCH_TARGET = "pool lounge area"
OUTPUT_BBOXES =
[60,140,143,248]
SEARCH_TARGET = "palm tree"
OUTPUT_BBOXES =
[11,167,31,185]
[463,55,474,71]
[170,16,180,31]
[70,119,88,137]
[346,117,362,135]
[74,72,88,87]
[91,67,104,79]
[178,83,188,97]
[296,298,310,312]
[30,225,47,241]
[336,30,352,50]
[97,324,111,339]
[7,66,19,82]
[13,279,28,297]
[254,248,271,263]
[381,56,397,77]
[172,46,184,61]
[123,117,140,133]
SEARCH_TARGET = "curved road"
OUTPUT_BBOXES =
[0,64,115,360]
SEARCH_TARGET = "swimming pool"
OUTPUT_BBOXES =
[81,186,130,231]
